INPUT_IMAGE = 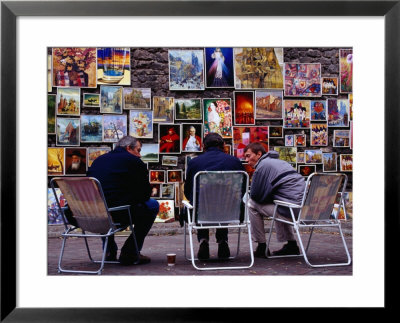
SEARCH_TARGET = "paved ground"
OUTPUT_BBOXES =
[48,220,352,276]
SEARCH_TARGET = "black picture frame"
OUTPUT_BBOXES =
[1,1,397,320]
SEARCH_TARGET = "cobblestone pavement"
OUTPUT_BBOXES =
[48,221,352,276]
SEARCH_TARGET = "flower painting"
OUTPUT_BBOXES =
[311,123,328,146]
[205,47,234,88]
[129,110,153,139]
[203,98,233,138]
[340,49,353,93]
[155,200,175,223]
[284,63,321,97]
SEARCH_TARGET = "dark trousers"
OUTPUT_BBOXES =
[197,228,228,243]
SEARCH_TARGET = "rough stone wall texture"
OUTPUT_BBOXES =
[48,47,352,190]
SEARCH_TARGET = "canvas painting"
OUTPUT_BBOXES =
[204,47,234,88]
[305,149,323,164]
[100,86,123,114]
[284,63,321,97]
[349,93,353,120]
[233,126,269,161]
[297,152,305,163]
[340,154,353,172]
[234,91,255,125]
[48,94,56,134]
[298,165,316,177]
[83,93,100,107]
[311,123,328,146]
[124,88,151,110]
[141,143,159,163]
[203,98,233,138]
[182,123,203,152]
[322,77,338,95]
[223,144,232,155]
[56,117,80,146]
[97,47,131,85]
[255,90,283,119]
[47,54,52,92]
[150,170,165,184]
[350,121,353,149]
[284,100,311,128]
[129,110,153,139]
[102,114,127,142]
[48,147,64,175]
[340,49,353,93]
[48,188,66,225]
[233,47,284,89]
[87,147,111,168]
[155,200,175,223]
[159,124,181,154]
[80,115,103,142]
[322,152,337,172]
[161,184,175,199]
[150,184,161,198]
[285,134,294,146]
[273,147,297,163]
[310,100,327,121]
[333,130,350,147]
[162,155,179,167]
[168,49,205,90]
[294,134,306,147]
[269,126,283,138]
[65,148,87,175]
[328,98,350,127]
[167,170,183,183]
[56,88,80,116]
[52,47,97,88]
[153,96,174,123]
[174,98,202,120]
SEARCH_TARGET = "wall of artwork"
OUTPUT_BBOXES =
[47,47,353,222]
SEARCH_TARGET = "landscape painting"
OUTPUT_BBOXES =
[102,114,127,142]
[328,98,349,127]
[153,96,174,123]
[100,86,123,114]
[234,91,255,125]
[48,94,56,134]
[175,98,202,120]
[87,147,111,168]
[322,152,337,172]
[48,147,64,175]
[83,93,100,107]
[56,88,80,116]
[273,146,297,163]
[141,143,159,163]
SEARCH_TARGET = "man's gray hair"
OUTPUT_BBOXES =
[115,136,141,149]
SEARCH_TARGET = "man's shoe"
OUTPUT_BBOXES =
[218,241,231,259]
[105,250,117,261]
[119,252,151,265]
[253,243,270,258]
[272,242,300,256]
[197,240,210,260]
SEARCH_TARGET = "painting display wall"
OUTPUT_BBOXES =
[48,46,353,221]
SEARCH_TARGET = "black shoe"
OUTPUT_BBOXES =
[105,250,117,261]
[218,241,230,259]
[197,240,210,260]
[253,243,270,258]
[119,252,151,265]
[272,242,300,256]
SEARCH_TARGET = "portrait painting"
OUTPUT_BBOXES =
[162,155,179,167]
[223,144,232,155]
[322,77,338,95]
[340,154,353,172]
[161,184,175,199]
[150,170,165,184]
[48,147,64,176]
[233,47,284,89]
[65,148,87,176]
[168,49,205,90]
[129,110,153,139]
[284,100,311,129]
[269,126,283,138]
[310,100,327,121]
[322,152,337,172]
[48,94,56,134]
[298,165,316,177]
[294,134,307,147]
[328,98,350,127]
[159,124,181,154]
[97,47,131,85]
[203,98,233,138]
[297,152,305,163]
[205,47,234,88]
[174,98,202,120]
[285,134,294,147]
[155,200,175,223]
[182,123,203,153]
[87,147,111,168]
[333,130,350,147]
[233,126,269,161]
[167,170,183,183]
[47,188,65,225]
[83,93,100,107]
[153,96,174,123]
[234,91,255,125]
[52,47,97,88]
[340,49,353,94]
[80,115,103,142]
[273,146,297,163]
[284,63,321,97]
[123,88,151,110]
[102,114,127,142]
[305,149,323,164]
[311,123,328,146]
[100,85,123,114]
[56,88,80,116]
[255,90,283,119]
[141,143,159,163]
[56,117,80,146]
[150,184,161,198]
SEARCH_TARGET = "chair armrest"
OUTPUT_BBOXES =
[182,200,193,209]
[108,205,130,212]
[273,200,301,208]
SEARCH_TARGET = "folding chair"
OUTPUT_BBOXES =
[266,173,351,268]
[50,177,139,275]
[182,171,254,270]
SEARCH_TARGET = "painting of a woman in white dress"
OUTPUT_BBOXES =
[203,98,232,138]
[205,47,234,88]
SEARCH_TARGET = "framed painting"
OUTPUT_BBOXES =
[161,155,179,167]
[310,100,327,121]
[233,126,269,161]
[328,98,350,127]
[284,63,322,97]
[167,169,183,183]
[168,49,205,90]
[150,183,161,198]
[47,147,64,176]
[80,115,103,143]
[305,149,323,164]
[155,200,175,223]
[203,98,233,138]
[223,144,232,155]
[161,184,175,199]
[83,93,100,107]
[340,154,353,172]
[297,151,305,164]
[285,134,294,147]
[87,147,111,168]
[340,48,353,94]
[322,152,338,172]
[56,87,80,116]
[153,96,174,123]
[322,76,339,95]
[129,110,153,139]
[283,99,311,129]
[47,94,56,134]
[47,188,65,225]
[269,126,283,138]
[100,85,123,114]
[159,124,181,154]
[311,123,328,146]
[182,123,203,152]
[273,146,297,163]
[298,164,316,177]
[174,98,202,120]
[149,170,165,184]
[294,133,307,147]
[233,91,255,125]
[123,88,151,110]
[255,90,283,120]
[204,47,234,88]
[333,130,351,147]
[102,114,127,142]
[56,117,80,146]
[64,147,87,176]
[140,143,159,163]
[97,47,131,86]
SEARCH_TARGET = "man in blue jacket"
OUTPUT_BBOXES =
[87,136,159,265]
[244,142,305,258]
[184,133,244,260]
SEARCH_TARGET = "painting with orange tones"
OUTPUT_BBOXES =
[340,49,353,93]
[48,147,64,176]
[233,126,268,161]
[298,165,315,177]
[97,48,131,85]
[234,91,255,125]
[149,170,165,184]
[243,163,255,184]
[294,134,306,147]
[284,63,321,97]
[167,170,183,183]
[284,100,311,129]
[155,200,175,223]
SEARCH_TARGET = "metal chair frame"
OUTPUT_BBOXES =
[50,177,139,275]
[183,171,254,271]
[266,173,352,268]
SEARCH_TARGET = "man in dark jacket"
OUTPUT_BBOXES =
[87,136,159,265]
[184,133,244,260]
[244,142,305,258]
